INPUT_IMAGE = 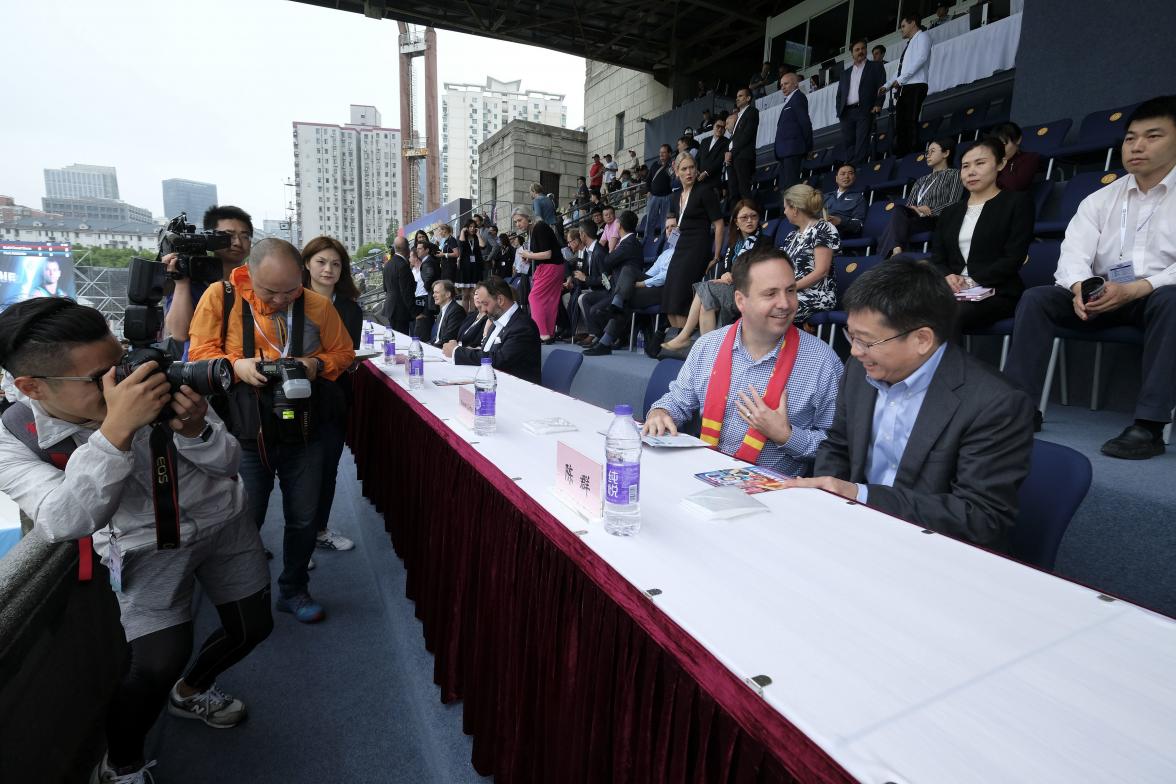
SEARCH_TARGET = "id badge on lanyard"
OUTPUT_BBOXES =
[251,303,294,358]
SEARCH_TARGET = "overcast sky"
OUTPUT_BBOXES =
[1,0,585,224]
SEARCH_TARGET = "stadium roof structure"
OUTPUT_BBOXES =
[289,0,795,83]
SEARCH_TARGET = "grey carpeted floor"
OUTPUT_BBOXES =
[147,453,486,784]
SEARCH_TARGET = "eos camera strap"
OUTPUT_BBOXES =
[149,422,182,550]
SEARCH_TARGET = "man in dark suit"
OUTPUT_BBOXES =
[382,236,415,334]
[837,39,887,165]
[429,279,467,346]
[443,276,541,385]
[696,117,729,191]
[773,72,813,194]
[782,258,1035,551]
[583,211,646,355]
[413,240,439,342]
[569,220,609,345]
[725,87,759,201]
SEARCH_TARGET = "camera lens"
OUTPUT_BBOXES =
[170,359,232,395]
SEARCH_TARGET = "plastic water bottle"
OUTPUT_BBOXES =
[603,404,642,536]
[635,330,645,352]
[473,357,497,435]
[363,323,374,349]
[407,335,425,390]
[382,328,396,365]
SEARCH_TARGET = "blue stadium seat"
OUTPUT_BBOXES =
[840,199,897,255]
[918,115,946,145]
[1011,439,1092,571]
[1053,103,1140,172]
[946,103,989,141]
[1018,118,1074,180]
[762,218,782,240]
[852,158,895,203]
[643,358,685,417]
[872,128,892,160]
[628,303,663,351]
[541,349,584,395]
[816,255,885,346]
[1031,179,1052,218]
[1035,171,1124,236]
[801,147,830,175]
[964,241,1061,369]
[871,152,930,197]
[773,218,798,246]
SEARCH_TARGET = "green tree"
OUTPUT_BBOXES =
[354,241,385,263]
[71,245,154,268]
[384,218,401,249]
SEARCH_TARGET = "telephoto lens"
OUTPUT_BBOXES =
[168,358,233,395]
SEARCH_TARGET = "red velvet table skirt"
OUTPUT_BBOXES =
[347,362,856,784]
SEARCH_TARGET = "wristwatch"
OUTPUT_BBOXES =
[198,423,214,443]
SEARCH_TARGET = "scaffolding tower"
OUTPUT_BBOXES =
[398,23,441,227]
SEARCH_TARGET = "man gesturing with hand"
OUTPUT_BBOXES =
[643,245,842,476]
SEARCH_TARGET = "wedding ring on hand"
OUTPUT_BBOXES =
[179,415,191,421]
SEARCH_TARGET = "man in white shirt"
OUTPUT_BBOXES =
[1005,96,1176,460]
[838,39,887,164]
[882,13,932,157]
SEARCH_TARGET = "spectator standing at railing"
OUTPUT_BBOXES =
[725,87,760,201]
[774,72,814,196]
[883,13,932,158]
[588,154,605,198]
[645,144,675,238]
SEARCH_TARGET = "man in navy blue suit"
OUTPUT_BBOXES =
[773,72,813,197]
[837,39,887,165]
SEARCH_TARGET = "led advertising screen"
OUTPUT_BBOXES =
[0,241,76,311]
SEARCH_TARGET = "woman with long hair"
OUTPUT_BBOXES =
[778,184,840,323]
[300,235,362,553]
[660,199,768,354]
[457,217,485,310]
[511,205,562,342]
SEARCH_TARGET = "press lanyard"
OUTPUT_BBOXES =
[678,188,692,220]
[915,176,934,204]
[248,302,293,358]
[1119,191,1161,262]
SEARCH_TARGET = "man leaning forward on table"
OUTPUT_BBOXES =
[782,258,1035,550]
[189,238,356,623]
[644,245,843,477]
[443,275,542,385]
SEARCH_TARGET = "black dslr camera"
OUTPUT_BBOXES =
[116,252,232,420]
[256,358,312,441]
[158,212,232,284]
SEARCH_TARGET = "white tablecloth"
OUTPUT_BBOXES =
[757,13,1022,139]
[364,329,1176,784]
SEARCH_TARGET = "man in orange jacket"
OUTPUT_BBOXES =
[190,237,355,623]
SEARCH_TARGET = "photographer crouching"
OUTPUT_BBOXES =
[0,298,272,783]
[188,238,355,624]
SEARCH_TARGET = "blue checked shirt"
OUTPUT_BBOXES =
[652,323,843,476]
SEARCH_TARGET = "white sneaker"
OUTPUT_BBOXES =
[315,529,355,551]
[167,681,247,728]
[91,756,156,783]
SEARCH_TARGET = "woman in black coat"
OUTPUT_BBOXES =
[930,136,1035,335]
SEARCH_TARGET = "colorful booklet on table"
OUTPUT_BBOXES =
[693,466,792,495]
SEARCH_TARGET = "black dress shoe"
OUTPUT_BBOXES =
[1033,410,1043,433]
[1100,425,1165,460]
[583,342,613,356]
[644,332,663,359]
[541,337,557,345]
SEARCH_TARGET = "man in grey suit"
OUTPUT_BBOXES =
[783,258,1035,550]
[837,39,887,165]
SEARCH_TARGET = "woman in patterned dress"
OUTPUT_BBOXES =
[778,184,840,324]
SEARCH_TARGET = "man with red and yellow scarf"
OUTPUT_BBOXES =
[644,245,842,476]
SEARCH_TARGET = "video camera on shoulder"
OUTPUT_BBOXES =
[118,231,232,420]
[158,212,232,284]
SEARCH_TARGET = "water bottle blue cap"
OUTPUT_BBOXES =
[614,404,632,415]
[481,357,493,364]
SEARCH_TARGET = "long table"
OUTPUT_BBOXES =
[348,339,1176,783]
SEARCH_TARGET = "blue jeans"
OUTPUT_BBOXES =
[239,441,323,599]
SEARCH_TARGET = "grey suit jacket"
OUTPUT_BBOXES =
[814,344,1034,550]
